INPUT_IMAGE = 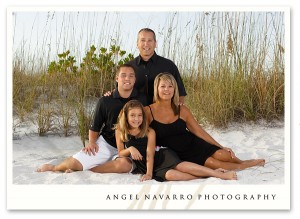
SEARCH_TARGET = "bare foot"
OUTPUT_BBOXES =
[222,171,237,180]
[229,159,266,170]
[256,159,265,166]
[36,164,55,172]
[65,169,74,173]
[215,168,227,173]
[243,159,265,167]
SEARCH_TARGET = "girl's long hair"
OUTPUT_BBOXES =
[153,73,180,115]
[115,100,148,142]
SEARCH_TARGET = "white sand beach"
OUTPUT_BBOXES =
[7,119,290,212]
[12,120,285,185]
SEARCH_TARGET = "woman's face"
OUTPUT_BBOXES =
[158,79,174,101]
[127,107,143,129]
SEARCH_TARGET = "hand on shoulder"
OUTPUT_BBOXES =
[103,89,114,97]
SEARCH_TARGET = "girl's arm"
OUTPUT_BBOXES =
[115,129,143,160]
[144,106,153,124]
[140,128,156,181]
[115,129,131,157]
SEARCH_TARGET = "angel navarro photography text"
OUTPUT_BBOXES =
[106,193,277,201]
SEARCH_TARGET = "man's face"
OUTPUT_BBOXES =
[137,31,157,61]
[116,67,136,91]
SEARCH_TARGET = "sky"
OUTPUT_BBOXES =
[10,9,285,73]
[11,10,183,61]
[2,0,300,219]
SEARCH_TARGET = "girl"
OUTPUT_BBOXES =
[115,100,237,182]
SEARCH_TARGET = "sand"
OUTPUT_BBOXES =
[12,120,285,185]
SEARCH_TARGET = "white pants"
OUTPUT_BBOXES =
[72,136,121,170]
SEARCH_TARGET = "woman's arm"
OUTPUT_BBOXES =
[141,128,156,181]
[181,106,236,158]
[182,106,223,148]
[180,106,235,158]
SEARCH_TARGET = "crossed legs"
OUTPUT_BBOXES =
[164,161,237,181]
[204,149,265,170]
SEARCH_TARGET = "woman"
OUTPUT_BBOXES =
[144,73,265,171]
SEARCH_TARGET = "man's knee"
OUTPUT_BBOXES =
[68,157,83,171]
[114,158,132,173]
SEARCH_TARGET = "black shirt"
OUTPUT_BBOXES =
[128,52,187,105]
[89,88,147,148]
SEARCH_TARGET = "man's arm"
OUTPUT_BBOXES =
[170,61,187,98]
[83,98,104,155]
[179,96,185,105]
[82,130,100,156]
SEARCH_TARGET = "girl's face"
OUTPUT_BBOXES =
[158,79,174,100]
[127,107,143,129]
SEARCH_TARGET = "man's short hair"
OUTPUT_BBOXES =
[116,63,136,76]
[138,28,156,42]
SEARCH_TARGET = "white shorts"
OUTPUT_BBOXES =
[72,135,134,171]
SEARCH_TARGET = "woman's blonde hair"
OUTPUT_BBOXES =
[115,100,148,142]
[153,73,180,115]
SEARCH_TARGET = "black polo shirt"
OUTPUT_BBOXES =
[89,88,147,148]
[128,52,187,104]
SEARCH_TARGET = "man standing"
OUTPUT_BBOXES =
[128,28,187,105]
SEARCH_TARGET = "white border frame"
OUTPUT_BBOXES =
[7,6,290,210]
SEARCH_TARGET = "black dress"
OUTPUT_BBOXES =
[125,134,181,182]
[148,106,221,166]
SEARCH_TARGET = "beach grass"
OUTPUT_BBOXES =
[12,11,285,141]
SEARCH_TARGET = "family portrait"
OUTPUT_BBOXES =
[8,8,288,210]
